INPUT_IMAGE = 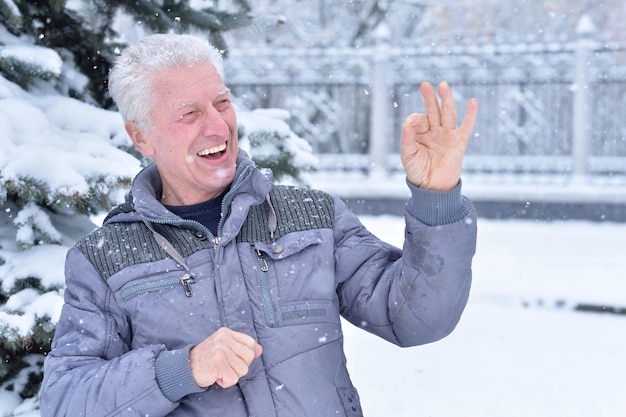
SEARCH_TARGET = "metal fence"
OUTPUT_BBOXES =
[224,30,626,179]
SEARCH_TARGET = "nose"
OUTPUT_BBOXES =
[202,106,229,137]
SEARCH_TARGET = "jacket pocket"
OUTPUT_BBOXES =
[250,248,339,328]
[107,253,222,348]
[248,229,337,324]
[120,273,195,301]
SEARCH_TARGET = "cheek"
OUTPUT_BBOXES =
[229,127,238,147]
[227,112,238,139]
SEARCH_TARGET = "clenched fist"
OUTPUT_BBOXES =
[189,327,263,389]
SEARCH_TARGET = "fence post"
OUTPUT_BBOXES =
[369,45,390,175]
[572,14,595,181]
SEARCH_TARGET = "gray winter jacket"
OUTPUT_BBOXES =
[40,150,477,417]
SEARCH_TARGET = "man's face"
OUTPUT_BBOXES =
[126,61,238,206]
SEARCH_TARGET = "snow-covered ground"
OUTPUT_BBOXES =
[344,215,626,417]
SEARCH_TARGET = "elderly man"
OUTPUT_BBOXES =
[40,33,478,417]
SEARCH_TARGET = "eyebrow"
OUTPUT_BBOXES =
[174,87,231,111]
[216,87,231,97]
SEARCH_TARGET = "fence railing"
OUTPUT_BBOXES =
[224,21,626,179]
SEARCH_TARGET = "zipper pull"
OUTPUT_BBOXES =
[181,273,195,297]
[255,249,269,272]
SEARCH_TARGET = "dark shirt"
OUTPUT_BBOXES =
[164,193,225,237]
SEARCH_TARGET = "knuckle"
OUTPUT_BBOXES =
[238,364,250,377]
[223,371,239,387]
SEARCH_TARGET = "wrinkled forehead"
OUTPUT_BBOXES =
[146,63,228,115]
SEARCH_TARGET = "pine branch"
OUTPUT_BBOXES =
[118,1,172,33]
[3,177,49,207]
[0,54,59,89]
[0,0,22,33]
[14,1,119,105]
[3,173,133,218]
[247,130,314,184]
[14,203,63,249]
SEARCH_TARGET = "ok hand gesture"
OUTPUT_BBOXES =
[400,81,478,192]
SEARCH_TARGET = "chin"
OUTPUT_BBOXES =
[212,166,236,185]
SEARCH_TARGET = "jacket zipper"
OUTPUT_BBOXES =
[255,249,276,327]
[121,273,196,301]
[214,167,255,246]
[143,166,256,249]
[180,273,194,296]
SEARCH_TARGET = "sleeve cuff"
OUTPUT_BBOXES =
[405,178,471,226]
[155,345,206,403]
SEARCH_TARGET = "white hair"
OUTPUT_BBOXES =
[108,33,225,130]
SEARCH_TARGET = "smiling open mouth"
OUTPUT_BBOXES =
[197,143,226,158]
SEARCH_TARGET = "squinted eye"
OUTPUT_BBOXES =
[179,111,196,121]
[215,99,231,111]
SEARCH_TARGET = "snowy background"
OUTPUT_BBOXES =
[1,43,624,417]
[1,1,625,415]
[0,74,624,416]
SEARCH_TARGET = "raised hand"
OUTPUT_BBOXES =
[400,81,478,192]
[189,327,263,389]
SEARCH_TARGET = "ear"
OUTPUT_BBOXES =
[125,121,155,157]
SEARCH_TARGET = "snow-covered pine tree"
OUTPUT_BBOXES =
[0,1,311,414]
[10,0,255,107]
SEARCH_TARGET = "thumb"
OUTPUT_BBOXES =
[400,113,428,151]
[254,343,263,358]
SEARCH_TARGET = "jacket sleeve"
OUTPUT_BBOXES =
[335,180,477,347]
[39,248,180,417]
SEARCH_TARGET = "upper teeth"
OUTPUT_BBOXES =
[198,143,226,156]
